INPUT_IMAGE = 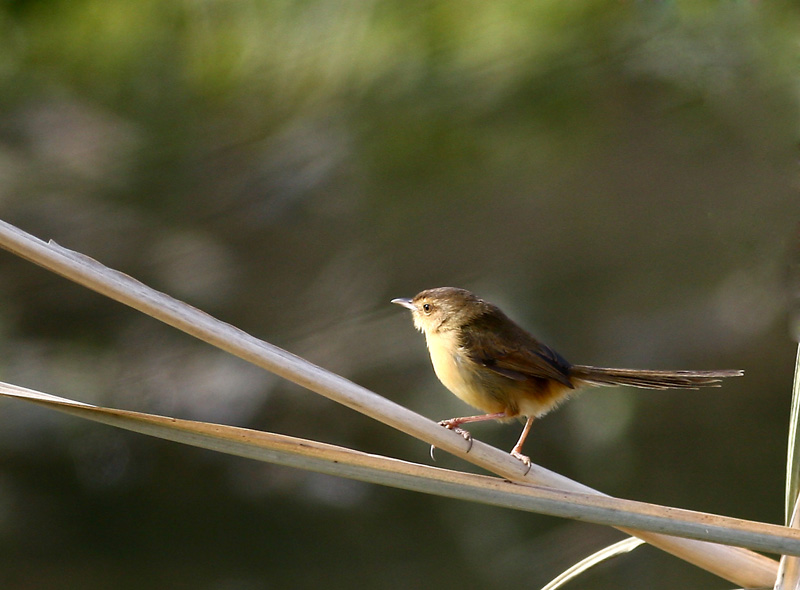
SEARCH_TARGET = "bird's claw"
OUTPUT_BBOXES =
[511,450,532,475]
[430,420,474,460]
[437,420,474,452]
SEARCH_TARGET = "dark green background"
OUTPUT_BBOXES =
[0,1,798,588]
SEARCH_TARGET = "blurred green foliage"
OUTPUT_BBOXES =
[0,1,798,588]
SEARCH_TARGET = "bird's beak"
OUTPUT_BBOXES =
[391,297,415,310]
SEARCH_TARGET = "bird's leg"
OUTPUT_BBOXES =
[439,411,509,440]
[510,416,535,470]
[434,412,509,454]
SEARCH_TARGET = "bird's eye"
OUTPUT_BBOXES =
[422,303,432,313]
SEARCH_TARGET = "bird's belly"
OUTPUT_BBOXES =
[426,336,512,414]
[425,333,575,417]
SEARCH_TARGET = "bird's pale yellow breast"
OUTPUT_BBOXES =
[424,329,508,414]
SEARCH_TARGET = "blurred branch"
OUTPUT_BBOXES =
[786,344,800,524]
[775,494,800,590]
[778,344,800,590]
[0,219,779,588]
[541,537,645,590]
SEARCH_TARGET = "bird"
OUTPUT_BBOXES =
[392,287,742,467]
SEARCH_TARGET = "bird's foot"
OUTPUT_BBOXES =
[430,420,473,461]
[510,450,532,475]
[438,420,474,451]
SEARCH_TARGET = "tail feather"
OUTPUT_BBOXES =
[568,365,743,390]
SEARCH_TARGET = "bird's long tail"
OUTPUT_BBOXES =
[568,365,743,390]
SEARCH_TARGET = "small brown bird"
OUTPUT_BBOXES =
[392,287,742,467]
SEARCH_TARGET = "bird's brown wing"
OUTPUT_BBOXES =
[460,320,574,388]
